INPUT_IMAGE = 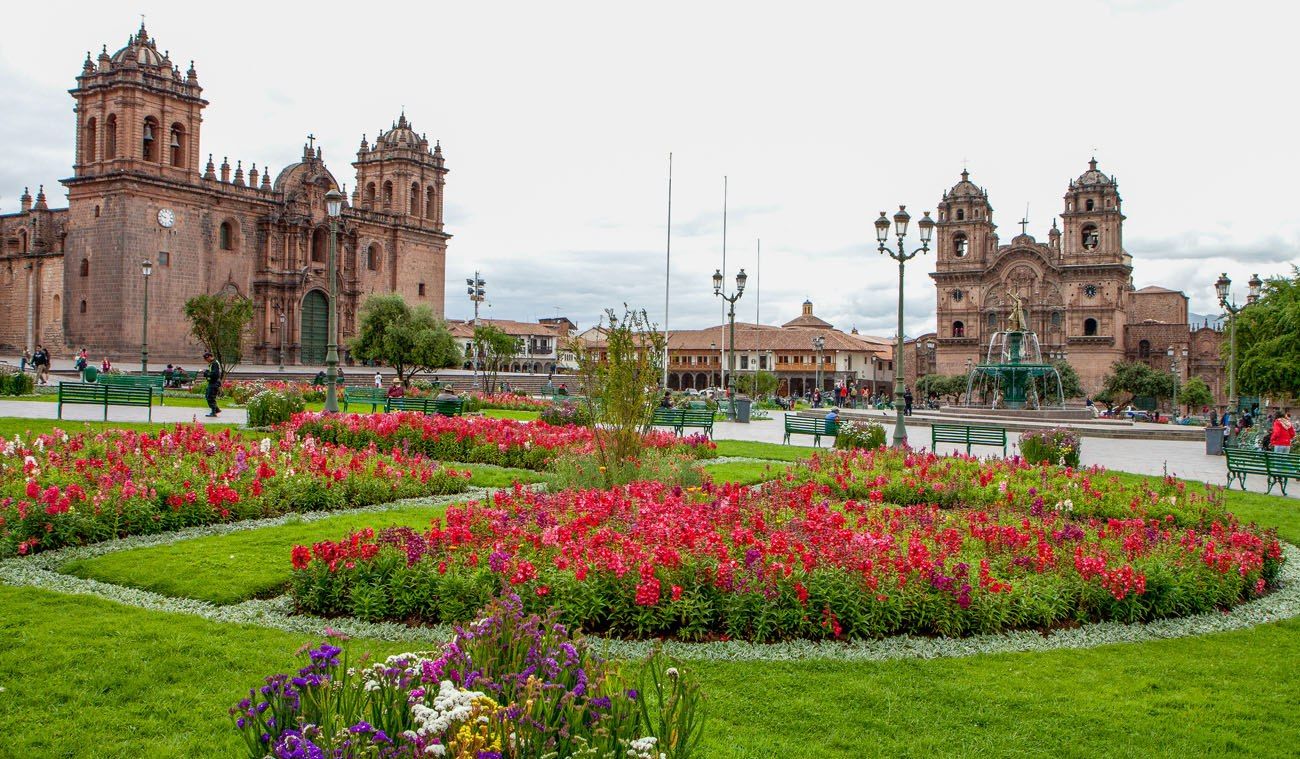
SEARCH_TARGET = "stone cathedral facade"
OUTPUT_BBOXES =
[0,22,449,364]
[927,160,1226,400]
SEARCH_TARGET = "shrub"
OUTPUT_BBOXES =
[245,389,306,427]
[0,371,35,396]
[1019,426,1081,467]
[833,420,886,450]
[232,596,705,758]
[539,400,592,426]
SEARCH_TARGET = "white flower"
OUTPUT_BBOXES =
[665,667,679,679]
[260,438,272,454]
[34,438,44,453]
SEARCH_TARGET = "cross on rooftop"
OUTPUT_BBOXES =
[307,133,316,150]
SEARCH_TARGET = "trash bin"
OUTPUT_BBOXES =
[82,366,99,384]
[1206,426,1225,456]
[733,395,752,424]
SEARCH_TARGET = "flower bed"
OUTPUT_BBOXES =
[290,455,1283,641]
[0,424,470,557]
[284,411,716,471]
[462,391,550,412]
[790,449,1227,528]
[230,595,703,759]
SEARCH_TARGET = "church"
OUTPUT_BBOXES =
[921,160,1227,400]
[0,22,449,364]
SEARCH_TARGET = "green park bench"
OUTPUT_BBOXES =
[679,408,715,437]
[651,407,684,432]
[783,415,838,446]
[932,424,1007,456]
[1226,447,1300,495]
[98,373,167,405]
[57,382,153,421]
[343,386,389,413]
[385,396,465,417]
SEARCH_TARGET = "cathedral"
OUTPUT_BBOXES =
[0,22,449,364]
[925,160,1227,400]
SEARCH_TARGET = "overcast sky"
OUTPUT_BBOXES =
[2,0,1296,337]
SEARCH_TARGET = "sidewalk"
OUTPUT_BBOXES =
[0,399,246,426]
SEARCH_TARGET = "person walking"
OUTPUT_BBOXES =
[1271,410,1295,453]
[374,371,383,389]
[19,348,30,373]
[202,351,223,417]
[32,345,49,385]
[904,389,914,416]
[100,357,112,374]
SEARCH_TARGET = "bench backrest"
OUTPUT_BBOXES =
[1226,448,1270,470]
[652,408,685,423]
[104,385,153,405]
[934,424,1006,441]
[387,396,431,411]
[681,409,714,426]
[99,374,164,388]
[59,383,107,401]
[786,416,832,432]
[345,387,389,400]
[1268,452,1300,477]
[432,398,464,416]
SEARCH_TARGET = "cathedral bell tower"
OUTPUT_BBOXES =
[1061,158,1124,263]
[935,169,997,266]
[70,21,207,183]
[353,113,447,232]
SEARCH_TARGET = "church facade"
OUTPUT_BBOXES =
[0,22,449,364]
[927,160,1227,401]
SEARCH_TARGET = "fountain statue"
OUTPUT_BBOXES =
[963,288,1065,411]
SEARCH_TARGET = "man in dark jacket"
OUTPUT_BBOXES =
[202,351,222,417]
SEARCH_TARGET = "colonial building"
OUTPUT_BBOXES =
[448,318,578,374]
[0,22,449,364]
[927,160,1226,400]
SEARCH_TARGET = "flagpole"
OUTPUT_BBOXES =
[755,238,761,326]
[663,152,672,389]
[720,176,727,388]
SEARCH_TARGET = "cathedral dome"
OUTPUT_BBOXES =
[110,23,169,68]
[1074,157,1114,187]
[376,113,424,148]
[945,169,986,199]
[274,151,339,195]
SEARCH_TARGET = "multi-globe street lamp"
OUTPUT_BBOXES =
[875,205,935,448]
[323,188,343,413]
[811,335,825,403]
[712,268,747,419]
[1166,345,1188,416]
[1214,272,1261,429]
[467,272,486,389]
[140,259,152,375]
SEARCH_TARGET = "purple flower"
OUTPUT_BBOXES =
[348,722,373,734]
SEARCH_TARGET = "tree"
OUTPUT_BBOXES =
[473,324,519,392]
[349,294,460,386]
[736,370,778,398]
[1233,267,1300,400]
[1032,360,1084,402]
[1102,361,1174,407]
[1179,375,1214,414]
[183,293,253,372]
[916,373,966,404]
[571,307,666,486]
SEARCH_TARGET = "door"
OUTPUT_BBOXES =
[301,290,328,364]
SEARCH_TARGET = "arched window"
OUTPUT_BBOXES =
[426,187,436,219]
[142,117,158,161]
[79,300,87,314]
[105,114,118,159]
[364,182,376,209]
[219,222,234,251]
[952,233,968,258]
[311,228,327,263]
[169,123,185,168]
[1085,198,1095,211]
[382,181,393,209]
[410,183,420,216]
[987,312,998,331]
[367,243,381,272]
[1081,224,1098,249]
[1051,311,1062,328]
[1083,318,1098,336]
[952,320,965,338]
[1138,339,1151,358]
[79,259,89,277]
[84,118,97,163]
[956,208,965,221]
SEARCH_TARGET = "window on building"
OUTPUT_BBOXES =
[142,117,158,161]
[367,243,381,271]
[410,183,420,216]
[1138,339,1151,358]
[740,355,749,370]
[426,187,436,219]
[1084,318,1098,336]
[84,118,97,163]
[987,312,998,331]
[311,228,326,263]
[956,208,965,221]
[1081,224,1099,249]
[952,320,965,338]
[382,181,393,209]
[94,205,100,218]
[105,114,117,159]
[364,182,376,209]
[1051,311,1062,328]
[79,300,87,313]
[1085,198,1095,211]
[953,233,968,258]
[759,355,768,370]
[170,123,185,168]
[158,251,170,267]
[418,282,426,297]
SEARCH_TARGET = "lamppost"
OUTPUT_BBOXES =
[275,304,286,373]
[323,188,343,413]
[140,259,152,375]
[1214,272,1261,429]
[467,272,486,389]
[712,268,747,419]
[1167,345,1187,417]
[709,342,717,391]
[876,205,935,448]
[812,335,825,403]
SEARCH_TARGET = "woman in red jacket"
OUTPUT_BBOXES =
[1272,410,1295,453]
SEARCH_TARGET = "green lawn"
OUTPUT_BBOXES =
[481,408,541,421]
[703,460,789,486]
[0,417,243,439]
[713,439,822,461]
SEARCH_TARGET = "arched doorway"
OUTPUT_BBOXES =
[301,290,328,364]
